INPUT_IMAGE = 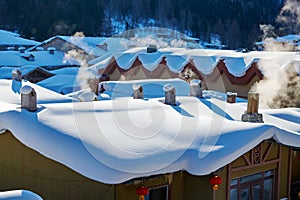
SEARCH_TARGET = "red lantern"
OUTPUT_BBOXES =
[136,185,149,200]
[209,175,222,190]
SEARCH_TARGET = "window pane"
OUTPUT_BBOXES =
[253,184,262,200]
[230,188,238,200]
[241,188,250,200]
[149,186,168,200]
[240,172,262,183]
[231,179,238,186]
[264,179,273,200]
[265,170,273,177]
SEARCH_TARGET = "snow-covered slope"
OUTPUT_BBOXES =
[0,79,299,184]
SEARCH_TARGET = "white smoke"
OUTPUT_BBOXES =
[126,27,199,49]
[63,32,97,92]
[251,0,300,108]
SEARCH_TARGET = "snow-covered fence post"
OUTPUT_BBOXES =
[226,92,237,103]
[20,85,37,112]
[190,79,203,98]
[163,84,176,105]
[132,84,144,99]
[241,92,263,122]
[12,69,22,82]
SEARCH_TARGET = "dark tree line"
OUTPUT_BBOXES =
[0,0,285,49]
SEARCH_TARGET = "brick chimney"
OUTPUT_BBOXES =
[163,84,176,105]
[132,84,144,99]
[241,92,263,123]
[20,85,37,112]
[190,79,203,97]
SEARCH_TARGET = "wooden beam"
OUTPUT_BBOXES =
[262,142,274,163]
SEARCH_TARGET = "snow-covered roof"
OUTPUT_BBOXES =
[0,79,299,184]
[0,65,52,79]
[94,47,300,78]
[275,34,300,43]
[0,51,80,67]
[37,74,80,94]
[35,36,130,57]
[0,29,40,46]
[99,78,189,98]
[0,190,43,200]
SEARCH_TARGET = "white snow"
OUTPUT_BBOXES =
[94,47,300,78]
[189,79,201,86]
[0,29,40,46]
[0,78,299,185]
[163,83,175,91]
[20,85,33,94]
[0,190,43,200]
[99,78,189,98]
[37,75,80,94]
[34,36,130,57]
[0,51,80,68]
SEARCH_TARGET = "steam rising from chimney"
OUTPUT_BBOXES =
[63,32,97,92]
[251,0,300,108]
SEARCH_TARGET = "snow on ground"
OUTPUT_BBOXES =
[0,190,43,200]
[0,79,299,184]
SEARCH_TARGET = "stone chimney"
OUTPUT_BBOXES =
[163,84,176,105]
[241,92,263,123]
[20,85,37,112]
[226,92,237,103]
[132,84,144,99]
[190,79,203,97]
[12,69,22,82]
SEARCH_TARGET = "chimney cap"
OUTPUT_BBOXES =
[20,85,33,94]
[163,84,175,92]
[190,79,201,86]
[47,47,56,51]
[226,92,237,96]
[132,83,142,90]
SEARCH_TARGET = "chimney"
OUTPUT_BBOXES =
[226,92,237,103]
[190,79,203,97]
[12,69,22,81]
[132,84,144,99]
[163,84,176,105]
[47,47,56,54]
[241,92,263,123]
[20,85,37,112]
[147,45,157,53]
[18,47,26,53]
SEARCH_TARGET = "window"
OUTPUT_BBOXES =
[230,170,274,200]
[145,185,168,200]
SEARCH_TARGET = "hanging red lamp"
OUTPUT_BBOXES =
[209,175,222,190]
[136,185,149,200]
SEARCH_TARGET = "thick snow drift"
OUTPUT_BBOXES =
[0,79,299,184]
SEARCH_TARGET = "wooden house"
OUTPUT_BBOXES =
[94,48,300,99]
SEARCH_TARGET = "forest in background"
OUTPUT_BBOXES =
[0,0,289,49]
